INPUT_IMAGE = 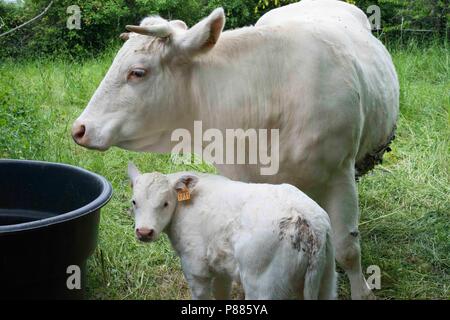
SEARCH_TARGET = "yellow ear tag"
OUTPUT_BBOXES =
[177,187,191,202]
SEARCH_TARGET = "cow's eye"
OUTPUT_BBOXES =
[128,68,147,81]
[132,200,137,206]
[164,202,169,208]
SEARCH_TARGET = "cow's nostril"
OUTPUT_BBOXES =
[73,124,86,140]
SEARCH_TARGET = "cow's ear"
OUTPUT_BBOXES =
[176,8,225,55]
[120,32,130,41]
[170,20,188,31]
[128,162,141,187]
[173,175,199,194]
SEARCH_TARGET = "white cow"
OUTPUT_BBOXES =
[73,0,399,299]
[127,163,337,300]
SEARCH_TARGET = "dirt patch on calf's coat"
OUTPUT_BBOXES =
[279,216,320,257]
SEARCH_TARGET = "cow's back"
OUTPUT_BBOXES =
[256,0,371,31]
[255,0,399,179]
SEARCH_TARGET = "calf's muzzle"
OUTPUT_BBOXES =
[136,228,155,241]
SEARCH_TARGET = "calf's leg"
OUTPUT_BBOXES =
[212,275,232,300]
[181,257,214,299]
[185,274,213,300]
[318,234,338,300]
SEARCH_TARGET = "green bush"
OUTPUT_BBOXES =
[0,0,262,59]
[0,0,448,60]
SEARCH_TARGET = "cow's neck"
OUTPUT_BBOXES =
[189,25,284,131]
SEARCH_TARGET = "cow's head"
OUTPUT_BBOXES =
[128,163,198,242]
[72,8,225,151]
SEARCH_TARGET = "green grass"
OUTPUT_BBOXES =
[0,41,448,300]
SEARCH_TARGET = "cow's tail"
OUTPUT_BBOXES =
[304,232,337,300]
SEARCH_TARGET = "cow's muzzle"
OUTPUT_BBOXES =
[71,120,110,151]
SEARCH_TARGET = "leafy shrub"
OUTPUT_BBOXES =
[0,0,262,59]
[0,0,447,59]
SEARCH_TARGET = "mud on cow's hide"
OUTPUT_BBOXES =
[356,126,397,180]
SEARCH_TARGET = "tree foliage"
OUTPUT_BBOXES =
[0,0,447,59]
[257,0,449,33]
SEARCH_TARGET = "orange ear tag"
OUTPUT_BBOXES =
[177,187,191,202]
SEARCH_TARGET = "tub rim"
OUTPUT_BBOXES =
[0,159,113,234]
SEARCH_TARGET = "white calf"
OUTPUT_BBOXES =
[128,163,337,300]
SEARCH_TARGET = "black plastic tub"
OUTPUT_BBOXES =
[0,160,112,300]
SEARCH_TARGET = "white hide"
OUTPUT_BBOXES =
[74,0,399,299]
[129,167,337,300]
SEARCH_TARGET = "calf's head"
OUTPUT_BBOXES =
[128,163,198,242]
[72,8,225,151]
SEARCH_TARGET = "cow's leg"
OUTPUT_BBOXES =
[317,167,374,300]
[212,275,232,300]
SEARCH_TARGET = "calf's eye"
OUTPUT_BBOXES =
[164,202,169,208]
[132,200,137,206]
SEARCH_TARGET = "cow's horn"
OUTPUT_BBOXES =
[126,23,172,38]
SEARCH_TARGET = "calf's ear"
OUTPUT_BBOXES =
[174,175,199,194]
[176,8,225,56]
[128,162,141,187]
